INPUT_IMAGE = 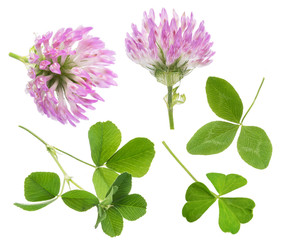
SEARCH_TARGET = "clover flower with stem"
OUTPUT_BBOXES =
[9,26,117,126]
[126,9,215,129]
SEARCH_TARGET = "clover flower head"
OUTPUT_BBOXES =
[125,8,214,86]
[11,26,117,126]
[125,9,214,129]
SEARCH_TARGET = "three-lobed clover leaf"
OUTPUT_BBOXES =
[182,172,255,234]
[14,172,61,211]
[89,121,155,199]
[96,173,147,237]
[187,76,272,169]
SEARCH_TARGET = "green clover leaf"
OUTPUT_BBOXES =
[61,190,99,212]
[206,173,247,195]
[14,172,61,211]
[206,76,243,123]
[89,121,155,199]
[24,172,60,202]
[187,77,272,169]
[14,199,57,211]
[96,173,147,237]
[182,173,255,234]
[106,137,155,177]
[237,126,272,169]
[182,182,216,222]
[114,194,147,221]
[101,207,123,237]
[93,167,119,200]
[218,197,255,234]
[187,121,239,155]
[88,121,121,166]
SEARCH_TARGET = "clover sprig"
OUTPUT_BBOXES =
[163,141,255,234]
[15,121,155,237]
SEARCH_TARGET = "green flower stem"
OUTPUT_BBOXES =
[240,77,265,125]
[162,141,198,182]
[167,86,175,130]
[9,52,28,63]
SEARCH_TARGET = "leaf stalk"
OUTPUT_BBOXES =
[162,141,198,182]
[240,78,265,124]
[18,125,96,190]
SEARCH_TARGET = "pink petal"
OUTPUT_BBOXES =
[70,67,90,81]
[28,67,36,79]
[49,62,61,74]
[39,60,51,70]
[29,53,39,64]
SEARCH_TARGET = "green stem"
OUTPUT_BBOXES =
[19,125,48,145]
[55,147,96,168]
[19,126,85,190]
[19,126,95,168]
[47,145,84,190]
[162,141,219,198]
[59,180,66,196]
[69,179,83,190]
[47,145,68,177]
[9,52,28,63]
[162,141,198,182]
[240,78,265,125]
[167,86,174,130]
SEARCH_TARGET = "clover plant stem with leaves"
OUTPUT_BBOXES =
[162,141,255,234]
[16,121,154,237]
[167,86,175,129]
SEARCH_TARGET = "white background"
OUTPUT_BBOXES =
[1,0,284,239]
